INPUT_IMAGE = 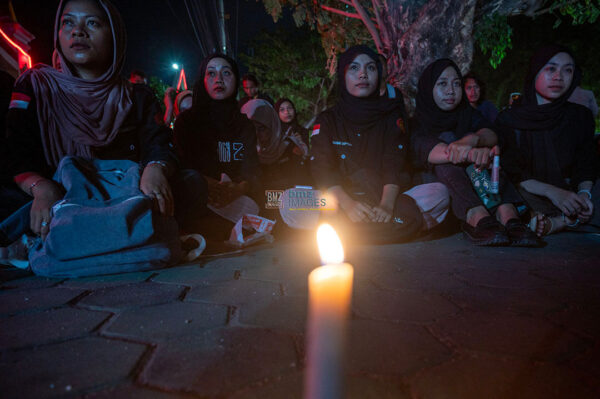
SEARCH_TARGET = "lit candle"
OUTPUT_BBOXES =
[304,224,354,399]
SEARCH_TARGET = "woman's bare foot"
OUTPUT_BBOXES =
[531,213,569,236]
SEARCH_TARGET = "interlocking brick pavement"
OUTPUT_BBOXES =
[0,232,599,398]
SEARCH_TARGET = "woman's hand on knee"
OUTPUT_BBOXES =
[29,180,65,240]
[140,164,175,217]
[467,147,492,170]
[341,199,375,223]
[576,195,593,223]
[207,181,246,208]
[547,187,588,217]
[371,204,393,223]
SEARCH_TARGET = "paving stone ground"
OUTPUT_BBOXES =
[0,231,599,398]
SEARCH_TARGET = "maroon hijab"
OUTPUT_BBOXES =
[19,0,133,167]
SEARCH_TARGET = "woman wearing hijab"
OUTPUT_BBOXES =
[164,88,193,126]
[412,58,540,246]
[310,45,449,242]
[242,99,311,190]
[0,0,206,247]
[173,54,261,237]
[275,98,310,147]
[496,45,598,236]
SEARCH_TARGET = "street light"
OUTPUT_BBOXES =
[172,63,179,70]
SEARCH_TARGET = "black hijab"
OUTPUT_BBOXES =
[414,58,474,137]
[187,53,243,133]
[496,45,583,189]
[496,44,581,131]
[333,45,398,129]
[174,54,257,181]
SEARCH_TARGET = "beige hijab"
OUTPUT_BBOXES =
[21,0,133,167]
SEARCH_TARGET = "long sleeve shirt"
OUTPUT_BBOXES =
[2,77,176,180]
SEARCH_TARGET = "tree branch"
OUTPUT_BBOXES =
[531,0,578,17]
[321,3,380,25]
[351,0,383,52]
[320,5,362,19]
[335,0,354,7]
[313,78,325,116]
[372,0,391,53]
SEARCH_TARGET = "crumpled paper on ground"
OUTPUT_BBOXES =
[226,214,276,248]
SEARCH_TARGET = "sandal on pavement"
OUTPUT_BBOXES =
[505,218,543,247]
[462,216,510,246]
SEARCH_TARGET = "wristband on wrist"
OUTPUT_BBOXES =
[29,178,46,196]
[147,160,168,169]
[577,189,592,200]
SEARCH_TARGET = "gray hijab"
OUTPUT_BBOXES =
[241,99,287,165]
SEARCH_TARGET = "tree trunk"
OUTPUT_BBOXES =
[384,0,477,114]
[382,0,545,114]
[475,0,545,18]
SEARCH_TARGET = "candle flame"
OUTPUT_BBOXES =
[316,224,344,265]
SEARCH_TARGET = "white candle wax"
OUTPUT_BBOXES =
[304,224,354,399]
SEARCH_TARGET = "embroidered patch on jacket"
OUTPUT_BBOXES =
[218,141,245,162]
[9,93,30,110]
[311,124,320,137]
[332,140,352,146]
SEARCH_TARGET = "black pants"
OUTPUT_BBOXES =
[433,163,522,221]
[0,181,31,222]
[321,169,423,244]
[518,178,600,230]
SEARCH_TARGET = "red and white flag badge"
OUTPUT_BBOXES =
[9,93,30,110]
[311,124,320,137]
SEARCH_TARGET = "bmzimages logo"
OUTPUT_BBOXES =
[265,189,330,210]
[265,190,284,209]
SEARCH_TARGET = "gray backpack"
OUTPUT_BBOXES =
[30,156,182,278]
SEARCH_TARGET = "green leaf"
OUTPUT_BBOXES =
[474,13,513,69]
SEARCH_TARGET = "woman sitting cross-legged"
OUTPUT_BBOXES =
[412,58,541,247]
[496,45,599,236]
[173,54,261,239]
[310,45,450,243]
[241,99,312,191]
[0,0,207,274]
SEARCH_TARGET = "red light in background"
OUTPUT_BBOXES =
[0,26,32,69]
[176,68,188,91]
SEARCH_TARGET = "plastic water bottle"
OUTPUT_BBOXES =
[489,155,500,194]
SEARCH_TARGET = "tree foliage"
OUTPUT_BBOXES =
[239,27,336,126]
[474,13,513,69]
[477,0,600,68]
[261,0,377,73]
[148,76,169,108]
[263,0,599,70]
[259,0,599,116]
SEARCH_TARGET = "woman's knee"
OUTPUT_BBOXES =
[404,182,449,212]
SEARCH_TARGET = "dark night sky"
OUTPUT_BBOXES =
[12,0,294,85]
